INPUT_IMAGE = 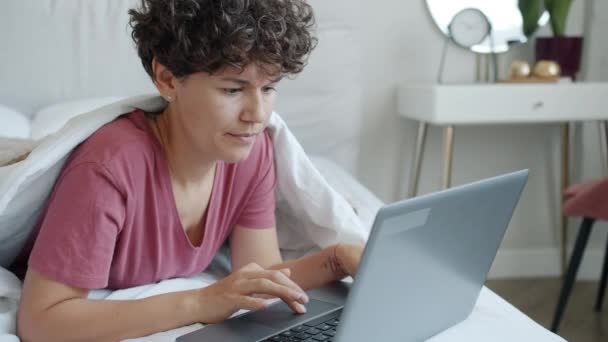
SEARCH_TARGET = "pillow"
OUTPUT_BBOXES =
[0,138,36,167]
[0,95,161,267]
[30,97,125,140]
[310,156,382,223]
[0,105,30,139]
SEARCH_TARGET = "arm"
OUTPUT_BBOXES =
[18,269,200,342]
[270,244,348,290]
[230,225,364,291]
[18,266,309,342]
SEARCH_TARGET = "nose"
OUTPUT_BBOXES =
[241,90,267,124]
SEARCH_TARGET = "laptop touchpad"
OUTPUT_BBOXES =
[242,299,340,330]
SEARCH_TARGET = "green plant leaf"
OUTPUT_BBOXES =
[518,0,543,37]
[545,0,573,36]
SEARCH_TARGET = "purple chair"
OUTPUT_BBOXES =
[551,178,608,332]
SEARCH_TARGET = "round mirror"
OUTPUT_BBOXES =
[426,0,549,53]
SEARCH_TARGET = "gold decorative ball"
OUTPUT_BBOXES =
[509,60,531,79]
[533,60,561,79]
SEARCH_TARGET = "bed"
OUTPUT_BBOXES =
[0,1,565,341]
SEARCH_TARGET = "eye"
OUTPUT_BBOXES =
[223,88,243,95]
[262,86,276,93]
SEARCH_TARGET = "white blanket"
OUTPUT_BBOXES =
[0,263,565,342]
[0,95,564,341]
[0,94,379,267]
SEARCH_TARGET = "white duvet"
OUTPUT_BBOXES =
[0,263,565,342]
[0,95,564,341]
[0,95,377,267]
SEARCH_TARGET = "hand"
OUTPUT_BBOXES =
[335,243,365,277]
[564,180,599,199]
[194,263,309,324]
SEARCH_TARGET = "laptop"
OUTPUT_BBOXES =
[177,169,529,342]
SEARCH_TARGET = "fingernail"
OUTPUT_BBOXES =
[296,302,307,313]
[292,291,308,303]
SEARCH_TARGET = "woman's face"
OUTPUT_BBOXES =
[169,64,280,163]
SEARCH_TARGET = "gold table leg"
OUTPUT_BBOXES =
[407,122,428,198]
[441,126,455,190]
[599,121,608,174]
[560,123,570,275]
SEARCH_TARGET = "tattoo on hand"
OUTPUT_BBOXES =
[323,246,347,278]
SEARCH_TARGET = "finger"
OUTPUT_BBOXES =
[239,295,306,315]
[235,295,268,312]
[251,293,274,299]
[267,270,308,304]
[239,278,305,305]
[247,270,308,303]
[286,300,307,314]
[269,269,302,291]
[250,295,306,314]
[244,269,302,292]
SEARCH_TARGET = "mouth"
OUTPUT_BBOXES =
[226,132,259,144]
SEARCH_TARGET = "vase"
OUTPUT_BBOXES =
[535,36,584,80]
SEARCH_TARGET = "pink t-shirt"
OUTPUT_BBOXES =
[24,110,276,289]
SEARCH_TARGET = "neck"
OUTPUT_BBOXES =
[150,107,216,188]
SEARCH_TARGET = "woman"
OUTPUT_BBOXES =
[15,0,364,341]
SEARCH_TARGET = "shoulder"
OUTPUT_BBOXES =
[63,110,157,180]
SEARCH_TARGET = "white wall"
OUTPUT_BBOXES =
[355,0,607,279]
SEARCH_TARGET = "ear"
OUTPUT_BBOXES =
[151,58,177,101]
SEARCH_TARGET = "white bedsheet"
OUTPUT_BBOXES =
[0,263,564,342]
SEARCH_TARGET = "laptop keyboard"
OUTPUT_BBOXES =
[263,310,341,342]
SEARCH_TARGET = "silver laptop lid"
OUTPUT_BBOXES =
[335,170,528,342]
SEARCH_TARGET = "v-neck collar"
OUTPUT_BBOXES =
[163,162,220,250]
[135,109,221,250]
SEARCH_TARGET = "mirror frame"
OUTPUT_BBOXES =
[425,0,548,53]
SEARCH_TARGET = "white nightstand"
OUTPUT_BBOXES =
[398,82,608,273]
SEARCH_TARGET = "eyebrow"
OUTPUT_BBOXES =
[220,76,283,85]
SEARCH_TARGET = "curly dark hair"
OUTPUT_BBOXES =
[128,0,317,80]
